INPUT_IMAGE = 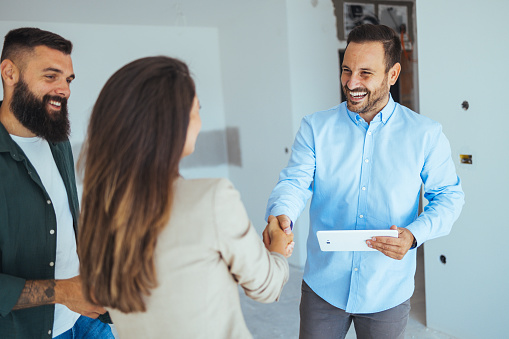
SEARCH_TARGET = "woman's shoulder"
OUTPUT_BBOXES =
[170,177,248,237]
[174,177,239,204]
[176,177,234,192]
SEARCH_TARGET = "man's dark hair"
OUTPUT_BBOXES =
[347,24,401,72]
[1,27,72,65]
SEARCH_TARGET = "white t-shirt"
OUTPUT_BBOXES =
[11,135,80,337]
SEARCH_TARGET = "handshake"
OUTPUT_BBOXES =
[262,215,295,258]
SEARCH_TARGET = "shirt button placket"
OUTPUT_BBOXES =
[357,126,373,230]
[361,129,372,198]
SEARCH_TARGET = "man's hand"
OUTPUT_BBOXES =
[263,215,294,257]
[55,276,107,319]
[275,215,292,235]
[366,225,415,260]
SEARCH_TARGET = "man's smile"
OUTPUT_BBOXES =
[49,99,62,110]
[349,91,368,102]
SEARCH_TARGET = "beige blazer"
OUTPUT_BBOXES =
[108,178,289,338]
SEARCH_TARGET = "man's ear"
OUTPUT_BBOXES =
[0,59,20,87]
[388,62,401,86]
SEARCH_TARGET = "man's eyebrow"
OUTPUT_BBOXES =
[42,67,75,79]
[42,67,63,73]
[341,65,375,72]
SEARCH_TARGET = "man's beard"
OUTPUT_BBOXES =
[343,74,390,116]
[10,78,70,143]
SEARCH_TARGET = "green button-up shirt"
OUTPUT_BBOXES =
[0,117,79,338]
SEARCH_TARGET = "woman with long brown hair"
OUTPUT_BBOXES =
[77,56,293,338]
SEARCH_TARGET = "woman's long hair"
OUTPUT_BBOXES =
[78,56,195,313]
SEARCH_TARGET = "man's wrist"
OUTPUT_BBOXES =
[410,235,417,249]
[54,279,70,305]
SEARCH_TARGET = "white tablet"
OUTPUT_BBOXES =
[317,229,398,251]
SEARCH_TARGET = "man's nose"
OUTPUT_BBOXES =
[346,74,362,90]
[55,80,71,98]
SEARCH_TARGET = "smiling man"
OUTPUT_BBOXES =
[0,28,114,338]
[265,24,464,338]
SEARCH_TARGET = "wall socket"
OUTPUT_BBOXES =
[460,154,472,164]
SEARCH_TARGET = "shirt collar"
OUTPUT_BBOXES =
[0,100,15,153]
[346,94,396,125]
[0,119,16,154]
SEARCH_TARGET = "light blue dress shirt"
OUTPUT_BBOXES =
[266,96,464,313]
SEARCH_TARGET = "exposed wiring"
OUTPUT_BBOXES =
[386,7,414,62]
[400,25,416,62]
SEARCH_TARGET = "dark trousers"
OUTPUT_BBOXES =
[300,280,410,339]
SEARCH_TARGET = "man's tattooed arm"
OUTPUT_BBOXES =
[10,277,107,318]
[12,280,56,310]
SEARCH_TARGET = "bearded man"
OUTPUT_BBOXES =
[0,27,114,338]
[264,24,464,338]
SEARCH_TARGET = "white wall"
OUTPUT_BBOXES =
[214,1,295,237]
[416,1,509,337]
[285,0,342,267]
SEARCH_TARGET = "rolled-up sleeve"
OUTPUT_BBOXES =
[265,116,316,223]
[0,273,25,317]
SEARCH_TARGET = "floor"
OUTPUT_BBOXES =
[239,247,458,339]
